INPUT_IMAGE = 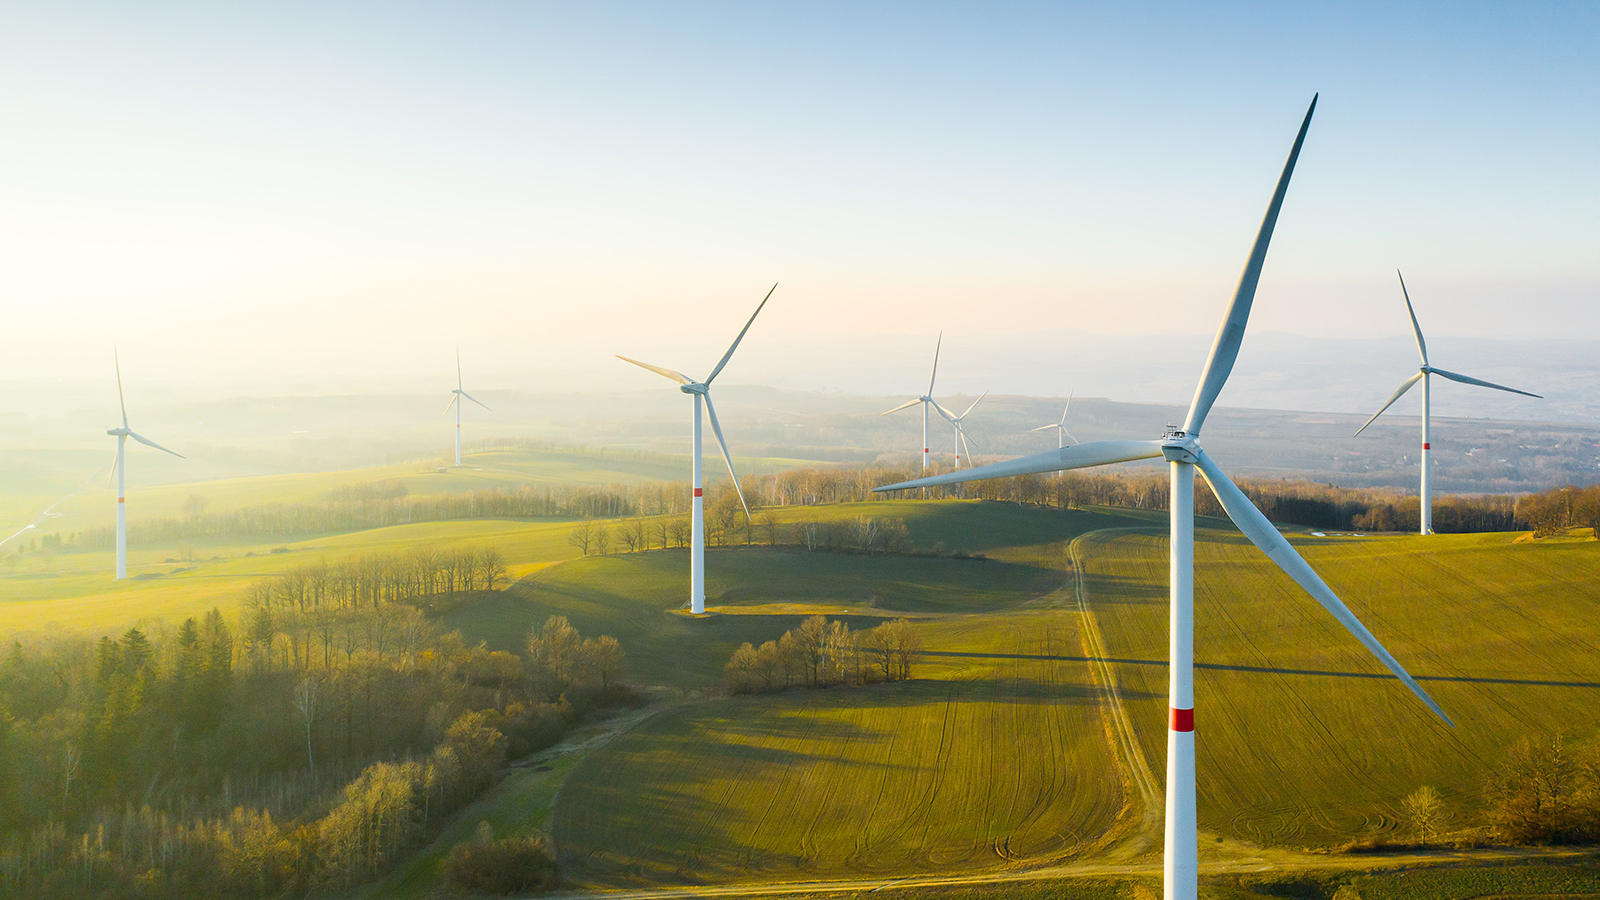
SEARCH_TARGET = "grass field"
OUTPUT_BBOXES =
[1078,524,1600,848]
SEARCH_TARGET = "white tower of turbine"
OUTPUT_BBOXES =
[1030,392,1078,450]
[875,96,1451,900]
[1353,271,1540,534]
[617,283,775,615]
[106,349,184,581]
[446,348,491,467]
[882,333,946,470]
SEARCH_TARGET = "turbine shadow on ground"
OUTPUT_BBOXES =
[923,650,1600,689]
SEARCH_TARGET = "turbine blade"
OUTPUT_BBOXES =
[458,390,492,411]
[1029,423,1059,433]
[874,440,1164,492]
[114,347,129,430]
[127,431,185,459]
[1062,428,1080,445]
[881,398,923,416]
[705,282,777,385]
[1061,391,1073,425]
[457,347,463,391]
[1184,95,1317,436]
[958,425,977,461]
[961,390,988,418]
[703,393,751,521]
[446,393,459,412]
[1429,367,1541,399]
[930,400,957,425]
[1353,372,1424,437]
[617,355,693,385]
[1193,447,1452,726]
[927,332,942,396]
[106,446,119,487]
[1397,270,1428,367]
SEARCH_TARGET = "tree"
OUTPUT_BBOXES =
[295,675,319,779]
[594,525,611,556]
[724,642,759,694]
[567,521,593,555]
[584,635,624,689]
[759,509,780,547]
[1402,785,1445,845]
[794,616,829,686]
[527,616,582,700]
[182,493,208,518]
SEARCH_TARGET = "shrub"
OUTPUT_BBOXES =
[441,822,559,896]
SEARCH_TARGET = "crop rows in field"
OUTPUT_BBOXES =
[1077,526,1600,847]
[554,615,1128,886]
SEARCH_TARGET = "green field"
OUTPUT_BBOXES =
[1079,525,1600,848]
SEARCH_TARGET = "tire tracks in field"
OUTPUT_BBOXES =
[1069,528,1163,860]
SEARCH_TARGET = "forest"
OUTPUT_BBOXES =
[0,546,628,899]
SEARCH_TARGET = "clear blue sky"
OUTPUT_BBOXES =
[0,1,1595,384]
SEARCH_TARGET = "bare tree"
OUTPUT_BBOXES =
[295,675,319,779]
[1403,785,1445,846]
[567,520,593,556]
[594,525,611,556]
[759,509,780,547]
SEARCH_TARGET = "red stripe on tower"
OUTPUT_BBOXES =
[693,488,703,497]
[1422,443,1430,450]
[1169,707,1194,732]
[118,497,125,503]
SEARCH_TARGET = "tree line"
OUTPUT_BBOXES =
[1514,484,1600,538]
[724,615,922,694]
[19,458,1556,564]
[0,569,627,898]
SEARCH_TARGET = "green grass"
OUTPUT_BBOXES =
[1079,524,1600,849]
[553,615,1129,887]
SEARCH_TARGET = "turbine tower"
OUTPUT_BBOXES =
[106,349,183,581]
[1030,392,1078,449]
[1353,271,1540,535]
[873,96,1451,900]
[935,391,987,468]
[446,348,491,467]
[882,333,945,470]
[617,283,775,614]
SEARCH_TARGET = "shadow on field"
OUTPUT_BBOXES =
[1076,571,1166,605]
[923,650,1600,690]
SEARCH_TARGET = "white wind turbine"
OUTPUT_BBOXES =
[882,333,946,470]
[106,349,183,581]
[1030,392,1078,450]
[935,391,987,468]
[1353,271,1540,535]
[617,283,776,615]
[446,348,491,467]
[874,96,1451,900]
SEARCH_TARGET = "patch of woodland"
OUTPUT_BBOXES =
[0,554,627,899]
[439,821,558,897]
[723,615,921,695]
[1515,484,1600,539]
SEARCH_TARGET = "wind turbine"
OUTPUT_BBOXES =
[882,333,945,470]
[873,96,1451,900]
[1353,271,1540,535]
[446,348,491,467]
[935,391,987,468]
[106,349,183,581]
[1031,392,1078,450]
[617,283,776,615]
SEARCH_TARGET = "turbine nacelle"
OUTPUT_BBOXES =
[679,382,710,395]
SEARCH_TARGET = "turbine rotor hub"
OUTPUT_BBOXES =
[1160,428,1199,463]
[680,382,709,395]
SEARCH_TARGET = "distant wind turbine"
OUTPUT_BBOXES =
[935,391,987,468]
[446,348,491,467]
[106,349,183,581]
[618,283,776,615]
[881,333,945,470]
[1030,392,1078,450]
[1353,272,1540,535]
[874,96,1450,900]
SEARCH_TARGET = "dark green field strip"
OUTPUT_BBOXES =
[552,614,1128,887]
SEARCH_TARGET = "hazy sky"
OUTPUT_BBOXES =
[1,2,1596,388]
